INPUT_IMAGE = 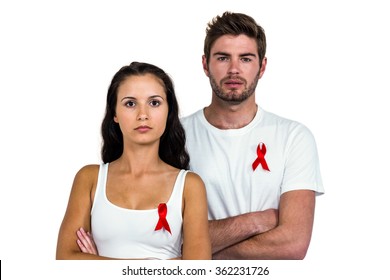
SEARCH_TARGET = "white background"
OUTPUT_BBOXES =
[1,0,389,279]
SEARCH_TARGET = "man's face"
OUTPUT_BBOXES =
[203,34,266,104]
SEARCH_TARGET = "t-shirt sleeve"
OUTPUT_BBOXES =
[281,124,324,195]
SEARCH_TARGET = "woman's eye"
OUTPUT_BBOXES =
[150,100,161,107]
[125,101,136,107]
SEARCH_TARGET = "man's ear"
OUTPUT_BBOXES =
[259,57,267,79]
[202,55,210,77]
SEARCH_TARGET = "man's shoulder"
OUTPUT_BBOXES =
[262,109,305,128]
[180,109,203,125]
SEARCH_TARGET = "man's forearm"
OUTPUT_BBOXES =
[213,223,311,260]
[213,191,316,260]
[209,209,278,254]
[213,225,287,259]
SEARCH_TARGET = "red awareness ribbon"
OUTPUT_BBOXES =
[252,143,270,172]
[154,203,171,234]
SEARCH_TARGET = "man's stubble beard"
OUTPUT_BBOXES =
[209,70,260,104]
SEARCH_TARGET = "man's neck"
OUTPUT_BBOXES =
[204,99,258,129]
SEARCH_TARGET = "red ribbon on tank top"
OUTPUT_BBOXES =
[154,203,171,234]
[252,143,270,172]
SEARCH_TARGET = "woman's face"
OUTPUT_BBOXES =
[114,73,168,147]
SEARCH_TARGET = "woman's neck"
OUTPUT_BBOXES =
[113,144,164,175]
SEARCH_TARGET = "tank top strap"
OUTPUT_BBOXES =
[91,162,108,214]
[167,169,188,212]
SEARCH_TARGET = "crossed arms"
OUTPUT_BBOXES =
[58,168,314,260]
[210,189,316,260]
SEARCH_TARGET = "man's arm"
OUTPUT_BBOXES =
[212,189,315,259]
[209,209,278,254]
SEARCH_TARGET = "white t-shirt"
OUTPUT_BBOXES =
[91,163,186,259]
[181,107,324,220]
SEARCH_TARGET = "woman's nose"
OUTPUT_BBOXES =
[137,107,149,121]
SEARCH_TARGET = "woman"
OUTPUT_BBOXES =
[56,62,211,260]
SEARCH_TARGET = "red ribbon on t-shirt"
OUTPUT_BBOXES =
[154,203,171,234]
[252,143,270,172]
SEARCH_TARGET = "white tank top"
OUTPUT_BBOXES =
[91,163,186,259]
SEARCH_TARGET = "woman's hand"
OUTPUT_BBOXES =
[76,227,98,255]
[76,227,180,259]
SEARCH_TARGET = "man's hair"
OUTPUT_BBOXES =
[204,11,267,66]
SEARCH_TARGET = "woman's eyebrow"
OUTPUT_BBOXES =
[120,95,165,102]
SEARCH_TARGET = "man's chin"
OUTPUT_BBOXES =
[216,93,249,104]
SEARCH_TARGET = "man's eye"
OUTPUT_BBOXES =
[241,57,252,62]
[217,57,228,61]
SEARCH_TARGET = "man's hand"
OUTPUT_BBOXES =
[256,209,279,233]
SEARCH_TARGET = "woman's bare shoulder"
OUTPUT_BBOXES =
[185,171,204,182]
[183,171,206,193]
[73,164,101,186]
[77,164,100,174]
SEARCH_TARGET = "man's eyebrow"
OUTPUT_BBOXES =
[239,53,257,57]
[212,52,257,57]
[213,51,230,56]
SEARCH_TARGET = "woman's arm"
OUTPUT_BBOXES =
[75,227,173,260]
[181,172,211,260]
[56,165,113,260]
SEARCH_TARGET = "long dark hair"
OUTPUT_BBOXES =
[101,61,189,170]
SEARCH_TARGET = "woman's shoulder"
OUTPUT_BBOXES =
[77,164,100,176]
[183,171,206,193]
[184,170,203,182]
[73,164,101,186]
[182,171,208,215]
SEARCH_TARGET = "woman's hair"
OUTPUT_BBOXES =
[101,61,189,169]
[203,11,267,67]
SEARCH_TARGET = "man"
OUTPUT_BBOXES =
[181,11,324,259]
